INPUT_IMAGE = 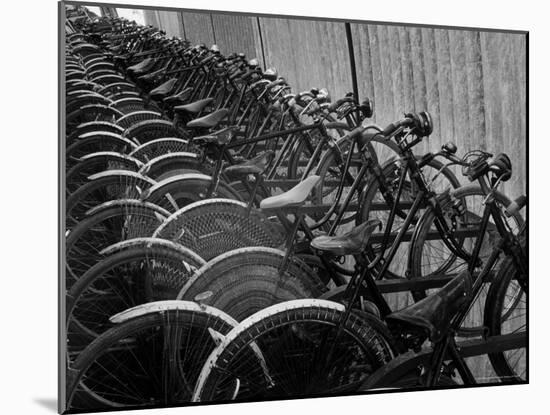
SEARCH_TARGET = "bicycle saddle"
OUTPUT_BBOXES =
[174,97,214,115]
[127,58,154,74]
[223,150,275,178]
[186,108,229,129]
[386,270,473,343]
[310,219,382,256]
[150,78,178,99]
[260,175,320,210]
[192,125,238,147]
[163,87,193,104]
[138,67,165,82]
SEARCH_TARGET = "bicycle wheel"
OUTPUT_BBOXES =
[193,299,394,402]
[484,241,527,382]
[176,247,327,321]
[409,184,523,291]
[110,97,147,114]
[124,119,182,143]
[67,238,205,345]
[66,152,143,194]
[115,110,162,129]
[66,132,137,166]
[66,104,124,131]
[138,152,202,180]
[65,199,170,287]
[357,157,462,279]
[152,199,285,261]
[409,184,523,334]
[142,173,242,213]
[67,121,124,147]
[129,138,191,163]
[67,301,237,411]
[66,170,156,228]
[313,134,399,228]
[286,117,346,181]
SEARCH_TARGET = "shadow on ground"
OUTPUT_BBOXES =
[34,398,57,412]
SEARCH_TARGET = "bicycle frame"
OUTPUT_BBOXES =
[364,174,527,388]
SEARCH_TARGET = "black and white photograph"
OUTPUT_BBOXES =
[59,1,527,413]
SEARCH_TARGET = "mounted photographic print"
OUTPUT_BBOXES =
[59,1,528,413]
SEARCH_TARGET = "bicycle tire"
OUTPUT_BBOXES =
[124,119,182,143]
[138,152,202,180]
[129,138,191,163]
[66,170,156,227]
[176,247,327,321]
[67,301,237,411]
[142,173,242,213]
[67,121,124,147]
[356,157,462,279]
[409,184,524,335]
[66,132,138,165]
[409,184,523,295]
[66,152,143,194]
[193,299,394,402]
[67,239,205,344]
[66,104,124,130]
[483,230,527,382]
[115,110,162,129]
[286,117,347,181]
[65,199,170,286]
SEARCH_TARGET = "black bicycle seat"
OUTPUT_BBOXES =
[174,97,214,115]
[386,270,472,343]
[138,67,165,82]
[310,219,381,256]
[150,78,178,99]
[223,150,275,178]
[192,125,238,147]
[127,58,154,74]
[163,87,193,104]
[260,175,320,210]
[186,108,229,129]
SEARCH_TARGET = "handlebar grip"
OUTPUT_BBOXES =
[328,96,354,112]
[381,122,400,137]
[505,195,527,217]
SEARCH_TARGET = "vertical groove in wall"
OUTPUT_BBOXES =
[388,27,404,121]
[180,12,215,46]
[434,29,455,144]
[367,25,383,125]
[144,11,526,197]
[209,14,217,44]
[449,31,471,152]
[351,23,375,106]
[377,25,393,126]
[398,27,415,113]
[465,31,486,151]
[409,28,428,111]
[344,22,359,101]
[178,12,186,40]
[421,28,441,145]
[256,17,267,69]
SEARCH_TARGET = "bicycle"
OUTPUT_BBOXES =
[189,127,526,402]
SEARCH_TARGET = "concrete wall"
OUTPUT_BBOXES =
[145,10,527,198]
